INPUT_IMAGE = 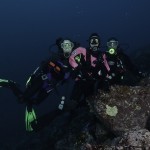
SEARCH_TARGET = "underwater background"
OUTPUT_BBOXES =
[0,0,150,147]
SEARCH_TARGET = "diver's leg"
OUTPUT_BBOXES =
[9,80,24,102]
[29,89,50,105]
[64,80,85,111]
[0,79,24,102]
[85,80,96,96]
[21,73,51,104]
[30,81,84,131]
[24,90,50,131]
[29,88,65,131]
[101,79,110,92]
[70,80,85,103]
[22,75,43,101]
[63,80,88,124]
[24,89,50,132]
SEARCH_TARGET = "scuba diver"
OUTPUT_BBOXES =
[105,37,146,85]
[68,34,117,140]
[0,38,76,131]
[69,33,111,108]
[86,33,110,92]
[1,38,74,104]
[28,38,82,132]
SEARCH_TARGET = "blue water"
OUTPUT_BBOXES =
[0,0,150,145]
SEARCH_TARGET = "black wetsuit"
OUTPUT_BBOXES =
[106,49,142,85]
[5,55,71,105]
[87,48,110,92]
[69,47,110,109]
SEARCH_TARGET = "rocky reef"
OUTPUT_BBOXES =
[88,77,150,134]
[13,77,150,150]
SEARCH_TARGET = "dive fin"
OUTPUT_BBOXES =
[0,79,9,87]
[25,105,37,132]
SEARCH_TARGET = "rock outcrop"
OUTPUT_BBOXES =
[87,77,150,135]
[14,77,150,150]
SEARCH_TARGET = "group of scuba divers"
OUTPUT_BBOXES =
[0,33,147,132]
